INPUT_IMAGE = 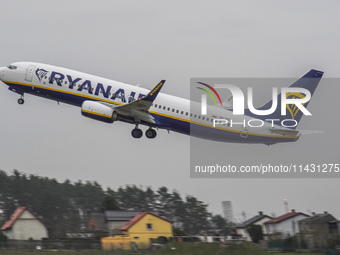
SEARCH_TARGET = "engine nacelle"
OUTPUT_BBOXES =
[81,101,118,123]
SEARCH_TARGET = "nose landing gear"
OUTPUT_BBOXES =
[17,95,24,105]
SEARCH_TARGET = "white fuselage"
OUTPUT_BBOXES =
[0,62,300,144]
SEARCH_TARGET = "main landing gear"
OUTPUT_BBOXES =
[131,127,143,139]
[131,125,157,139]
[145,128,157,139]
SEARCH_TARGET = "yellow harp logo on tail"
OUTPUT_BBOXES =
[286,92,307,119]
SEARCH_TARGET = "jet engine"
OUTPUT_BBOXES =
[81,100,118,123]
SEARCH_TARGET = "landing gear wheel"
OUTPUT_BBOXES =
[18,98,24,105]
[131,128,143,138]
[145,128,157,139]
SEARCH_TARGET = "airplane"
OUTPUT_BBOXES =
[0,62,323,145]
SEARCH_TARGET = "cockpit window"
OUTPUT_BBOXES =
[7,65,17,70]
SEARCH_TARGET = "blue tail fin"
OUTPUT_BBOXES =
[244,69,324,129]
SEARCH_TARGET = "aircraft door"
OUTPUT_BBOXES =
[25,65,35,82]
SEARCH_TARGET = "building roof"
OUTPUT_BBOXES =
[105,210,139,221]
[1,207,27,230]
[120,212,171,231]
[236,212,272,228]
[265,210,309,224]
[298,213,337,223]
[2,206,47,231]
[1,207,48,231]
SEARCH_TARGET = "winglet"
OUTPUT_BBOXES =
[142,80,166,102]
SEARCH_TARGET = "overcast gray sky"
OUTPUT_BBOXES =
[0,0,339,222]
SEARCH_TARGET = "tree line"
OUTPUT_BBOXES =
[0,170,230,238]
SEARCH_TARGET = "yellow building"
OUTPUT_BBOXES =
[101,212,173,250]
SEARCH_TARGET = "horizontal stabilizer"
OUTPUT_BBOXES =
[298,130,324,135]
[269,128,300,136]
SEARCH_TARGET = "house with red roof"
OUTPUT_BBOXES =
[264,209,309,239]
[101,211,173,250]
[1,207,48,240]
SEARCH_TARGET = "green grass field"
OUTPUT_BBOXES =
[0,250,125,255]
[154,242,269,255]
[0,250,135,255]
[0,243,327,255]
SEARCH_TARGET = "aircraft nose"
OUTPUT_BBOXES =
[0,66,7,81]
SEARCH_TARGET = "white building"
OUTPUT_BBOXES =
[221,201,233,222]
[264,209,309,239]
[1,207,48,240]
[236,211,272,241]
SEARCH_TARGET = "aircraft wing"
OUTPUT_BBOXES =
[107,80,165,124]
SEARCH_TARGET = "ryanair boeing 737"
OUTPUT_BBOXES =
[0,62,323,144]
